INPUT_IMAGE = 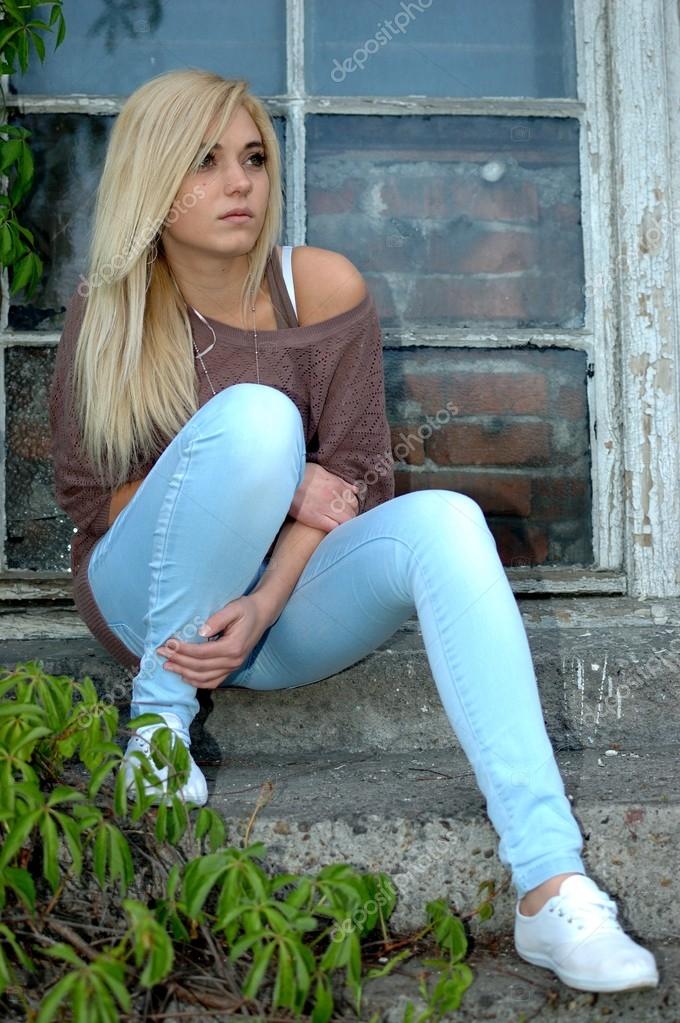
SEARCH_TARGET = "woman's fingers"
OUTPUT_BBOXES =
[165,663,231,688]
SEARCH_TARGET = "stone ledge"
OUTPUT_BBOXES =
[176,747,678,941]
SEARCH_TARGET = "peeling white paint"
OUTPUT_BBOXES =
[610,0,680,595]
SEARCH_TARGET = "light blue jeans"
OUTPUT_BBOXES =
[87,382,585,896]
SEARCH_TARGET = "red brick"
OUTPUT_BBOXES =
[404,372,548,416]
[394,469,531,516]
[552,201,581,226]
[380,176,540,224]
[554,385,587,421]
[403,276,551,323]
[428,229,538,275]
[391,425,425,465]
[488,521,549,566]
[307,179,365,215]
[364,274,398,320]
[531,477,588,518]
[426,422,551,467]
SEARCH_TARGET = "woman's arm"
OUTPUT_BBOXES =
[248,515,327,626]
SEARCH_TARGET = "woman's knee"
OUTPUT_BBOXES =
[393,489,491,538]
[192,383,303,449]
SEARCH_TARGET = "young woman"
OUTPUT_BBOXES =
[48,69,658,994]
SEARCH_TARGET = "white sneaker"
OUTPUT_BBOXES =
[514,874,659,992]
[121,711,208,806]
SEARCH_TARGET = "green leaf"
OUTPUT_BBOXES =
[0,225,13,267]
[0,140,22,174]
[427,899,468,963]
[477,901,494,921]
[87,758,118,799]
[310,974,334,1023]
[18,140,34,184]
[10,252,35,295]
[0,808,40,867]
[2,0,25,21]
[93,826,107,889]
[28,27,46,62]
[3,866,36,912]
[40,814,60,891]
[365,946,413,979]
[0,26,22,57]
[55,10,66,47]
[43,942,84,968]
[242,939,275,999]
[108,825,133,897]
[113,764,129,818]
[182,852,229,920]
[35,971,78,1023]
[17,30,29,73]
[53,810,84,877]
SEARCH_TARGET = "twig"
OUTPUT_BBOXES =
[243,780,274,846]
[165,980,251,1013]
[46,919,99,962]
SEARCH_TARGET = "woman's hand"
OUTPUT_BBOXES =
[289,462,360,531]
[155,593,273,689]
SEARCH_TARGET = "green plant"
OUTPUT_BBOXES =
[0,660,478,1021]
[0,0,66,297]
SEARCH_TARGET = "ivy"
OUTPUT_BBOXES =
[0,1,66,297]
[0,659,491,1020]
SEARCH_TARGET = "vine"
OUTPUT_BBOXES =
[0,0,66,298]
[0,660,493,1021]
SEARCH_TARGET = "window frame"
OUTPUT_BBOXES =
[0,0,630,601]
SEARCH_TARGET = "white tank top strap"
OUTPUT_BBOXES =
[280,244,298,321]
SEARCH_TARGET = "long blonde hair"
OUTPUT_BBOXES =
[71,69,283,490]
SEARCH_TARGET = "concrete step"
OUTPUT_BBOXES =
[195,747,679,943]
[3,596,680,756]
[362,936,680,1022]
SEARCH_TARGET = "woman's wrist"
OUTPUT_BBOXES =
[248,583,287,628]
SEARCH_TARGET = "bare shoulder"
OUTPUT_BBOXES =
[290,246,368,326]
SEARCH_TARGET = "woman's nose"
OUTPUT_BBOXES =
[222,163,251,193]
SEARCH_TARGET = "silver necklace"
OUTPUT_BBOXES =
[190,301,259,395]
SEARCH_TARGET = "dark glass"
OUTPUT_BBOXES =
[5,346,72,571]
[13,0,285,96]
[8,114,286,329]
[307,114,584,329]
[385,346,592,565]
[306,0,576,98]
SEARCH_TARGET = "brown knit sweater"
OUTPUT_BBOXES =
[48,247,395,673]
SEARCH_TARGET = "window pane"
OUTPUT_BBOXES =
[5,346,67,572]
[12,0,285,96]
[8,114,286,329]
[306,0,576,98]
[386,347,592,565]
[307,115,583,329]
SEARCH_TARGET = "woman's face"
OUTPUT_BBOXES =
[161,104,270,259]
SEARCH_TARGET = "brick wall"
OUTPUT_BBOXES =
[308,114,590,565]
[384,347,592,566]
[307,115,584,329]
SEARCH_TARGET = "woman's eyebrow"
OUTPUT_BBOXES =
[200,140,263,151]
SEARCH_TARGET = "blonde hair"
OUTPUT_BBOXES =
[71,68,283,490]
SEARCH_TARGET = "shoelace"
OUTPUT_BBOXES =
[547,889,621,933]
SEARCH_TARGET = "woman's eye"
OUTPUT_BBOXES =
[196,150,266,171]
